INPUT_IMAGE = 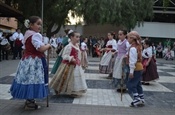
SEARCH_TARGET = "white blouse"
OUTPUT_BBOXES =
[11,32,24,41]
[129,47,138,74]
[142,47,152,58]
[81,42,87,51]
[106,39,118,50]
[23,33,44,50]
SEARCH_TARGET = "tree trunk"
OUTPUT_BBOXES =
[46,22,62,38]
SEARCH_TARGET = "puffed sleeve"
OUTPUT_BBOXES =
[129,47,137,74]
[20,33,24,40]
[126,41,131,51]
[62,44,74,62]
[22,38,25,49]
[147,47,153,58]
[12,32,17,41]
[112,40,118,50]
[81,42,86,50]
[31,33,44,50]
[142,49,148,58]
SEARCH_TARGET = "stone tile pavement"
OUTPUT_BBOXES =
[0,57,175,114]
[0,99,174,115]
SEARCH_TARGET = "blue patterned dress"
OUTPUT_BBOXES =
[10,31,48,99]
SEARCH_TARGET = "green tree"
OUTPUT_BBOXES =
[5,0,169,36]
[74,0,154,31]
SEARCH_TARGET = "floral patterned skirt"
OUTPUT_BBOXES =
[10,57,48,99]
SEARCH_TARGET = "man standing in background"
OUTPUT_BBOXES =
[11,28,24,60]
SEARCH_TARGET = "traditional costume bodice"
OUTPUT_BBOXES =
[22,36,44,59]
[117,39,127,58]
[62,43,81,66]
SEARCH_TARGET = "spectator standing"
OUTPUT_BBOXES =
[11,28,24,59]
[156,42,163,58]
[50,34,57,58]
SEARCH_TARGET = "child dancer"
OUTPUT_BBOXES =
[51,29,70,74]
[113,30,130,92]
[99,32,117,76]
[10,16,51,109]
[50,30,87,96]
[93,43,101,57]
[142,40,159,85]
[81,37,88,69]
[127,31,145,107]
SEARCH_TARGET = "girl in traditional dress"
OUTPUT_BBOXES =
[81,37,88,69]
[10,16,51,109]
[113,30,130,92]
[127,31,145,107]
[51,29,71,74]
[49,31,87,96]
[142,40,159,85]
[99,32,117,76]
[93,43,101,57]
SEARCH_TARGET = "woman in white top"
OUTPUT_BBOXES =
[99,32,117,75]
[11,28,24,59]
[142,40,159,85]
[81,37,88,69]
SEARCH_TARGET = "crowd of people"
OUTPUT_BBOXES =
[1,28,174,62]
[0,15,175,109]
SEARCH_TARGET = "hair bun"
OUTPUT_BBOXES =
[24,19,30,28]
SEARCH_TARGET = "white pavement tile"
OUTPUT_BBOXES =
[163,64,175,68]
[49,61,56,64]
[157,66,174,69]
[167,72,175,76]
[142,82,173,92]
[49,64,54,69]
[87,66,99,70]
[157,76,175,83]
[73,89,132,107]
[88,62,100,65]
[9,73,16,76]
[157,69,163,72]
[84,73,108,80]
[0,84,12,100]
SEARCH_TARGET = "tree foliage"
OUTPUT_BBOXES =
[3,0,160,36]
[4,0,78,37]
[74,0,154,30]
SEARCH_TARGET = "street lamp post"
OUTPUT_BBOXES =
[41,0,44,34]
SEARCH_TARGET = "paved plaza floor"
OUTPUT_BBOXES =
[0,57,175,115]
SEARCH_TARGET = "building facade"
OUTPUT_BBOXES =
[0,17,17,33]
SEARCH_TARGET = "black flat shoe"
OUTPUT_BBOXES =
[24,100,41,110]
[142,82,150,85]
